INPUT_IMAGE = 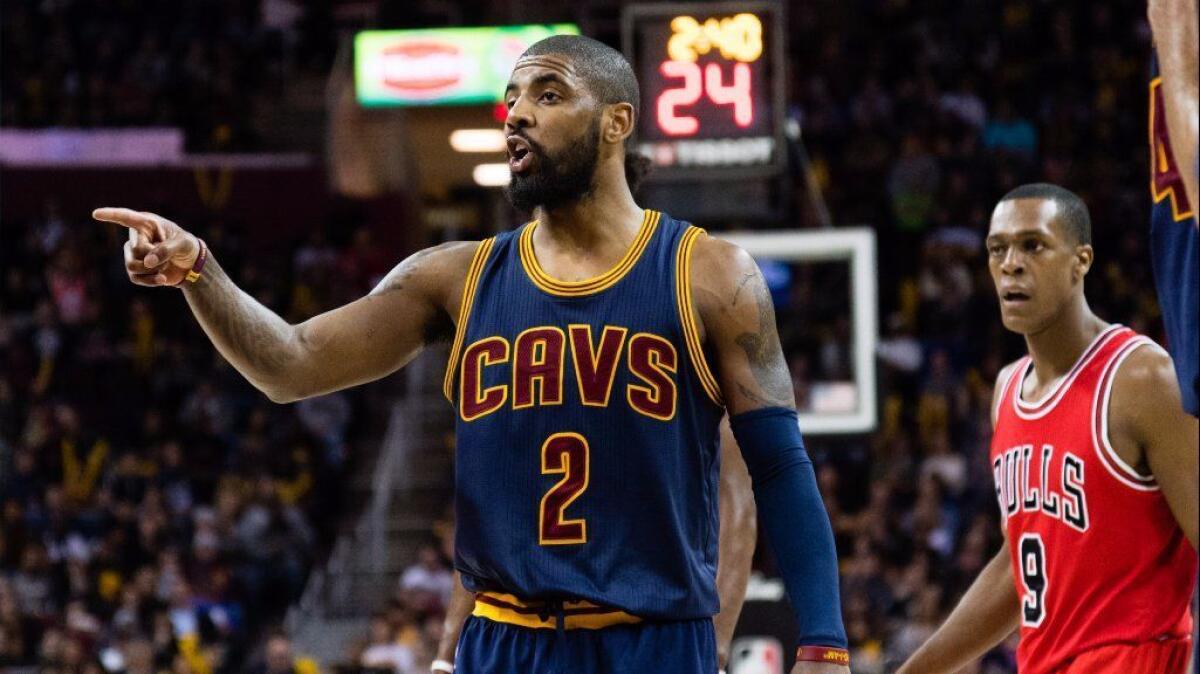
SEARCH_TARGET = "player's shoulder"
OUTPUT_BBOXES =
[371,240,486,303]
[1109,340,1184,420]
[995,358,1025,389]
[689,230,748,268]
[991,358,1026,426]
[688,233,759,298]
[421,239,486,265]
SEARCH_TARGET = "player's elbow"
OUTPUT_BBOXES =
[722,472,757,533]
[259,325,321,403]
[731,491,757,543]
[261,383,301,404]
[258,375,314,404]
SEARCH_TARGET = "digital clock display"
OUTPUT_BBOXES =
[623,2,783,177]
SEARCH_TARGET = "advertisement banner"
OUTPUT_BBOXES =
[355,24,580,107]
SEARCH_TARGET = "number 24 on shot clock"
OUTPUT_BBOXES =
[622,1,785,179]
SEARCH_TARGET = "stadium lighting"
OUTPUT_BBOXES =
[451,129,506,153]
[472,163,511,187]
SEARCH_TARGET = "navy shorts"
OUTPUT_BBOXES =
[455,614,717,674]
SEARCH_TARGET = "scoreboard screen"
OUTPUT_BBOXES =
[622,2,784,179]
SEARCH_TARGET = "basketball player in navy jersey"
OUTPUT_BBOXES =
[1148,0,1199,422]
[1147,2,1199,671]
[94,35,848,674]
[430,421,757,674]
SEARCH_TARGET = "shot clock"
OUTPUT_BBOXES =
[622,1,785,180]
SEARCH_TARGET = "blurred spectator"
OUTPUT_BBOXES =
[888,134,942,233]
[297,392,353,466]
[939,77,988,130]
[358,614,417,674]
[253,632,318,674]
[983,100,1038,159]
[398,545,453,612]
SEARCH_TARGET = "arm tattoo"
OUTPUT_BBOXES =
[372,250,451,344]
[182,255,296,380]
[732,275,795,408]
[732,272,756,306]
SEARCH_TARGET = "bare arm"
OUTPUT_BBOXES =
[898,362,1022,672]
[691,237,846,674]
[1111,346,1199,549]
[1149,0,1200,215]
[182,243,470,403]
[434,573,474,668]
[714,417,757,671]
[691,238,795,414]
[896,544,1020,674]
[94,208,475,403]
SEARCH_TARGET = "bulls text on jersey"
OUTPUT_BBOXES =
[993,443,1089,532]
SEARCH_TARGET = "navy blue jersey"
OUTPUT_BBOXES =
[443,210,725,620]
[1149,63,1200,416]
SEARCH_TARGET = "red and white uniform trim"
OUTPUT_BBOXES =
[990,325,1196,674]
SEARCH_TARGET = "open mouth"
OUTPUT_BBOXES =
[507,135,534,173]
[1002,291,1031,303]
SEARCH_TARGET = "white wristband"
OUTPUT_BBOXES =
[431,660,454,673]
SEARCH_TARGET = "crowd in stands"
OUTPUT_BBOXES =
[0,209,374,673]
[340,545,452,674]
[0,0,336,151]
[2,1,1173,673]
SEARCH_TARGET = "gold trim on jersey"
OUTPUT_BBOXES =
[444,238,497,403]
[518,210,660,297]
[472,591,643,630]
[675,226,723,406]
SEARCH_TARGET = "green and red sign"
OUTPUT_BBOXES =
[355,24,580,107]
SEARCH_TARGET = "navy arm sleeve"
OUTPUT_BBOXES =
[730,406,847,649]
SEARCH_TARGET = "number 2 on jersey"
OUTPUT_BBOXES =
[1019,534,1047,627]
[539,433,590,545]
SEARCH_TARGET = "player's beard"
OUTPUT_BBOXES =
[506,117,601,213]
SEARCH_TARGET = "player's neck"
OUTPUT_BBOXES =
[1023,298,1109,379]
[534,166,643,257]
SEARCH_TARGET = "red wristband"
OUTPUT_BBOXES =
[795,646,850,666]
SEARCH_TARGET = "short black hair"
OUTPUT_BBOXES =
[521,34,650,192]
[520,34,640,128]
[998,182,1092,245]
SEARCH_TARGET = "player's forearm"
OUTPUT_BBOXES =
[181,254,304,400]
[714,440,757,668]
[1150,0,1200,214]
[897,547,1019,674]
[436,574,474,664]
[731,409,847,651]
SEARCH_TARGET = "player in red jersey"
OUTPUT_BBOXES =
[899,183,1199,674]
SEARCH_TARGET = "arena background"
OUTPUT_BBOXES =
[0,1,1183,673]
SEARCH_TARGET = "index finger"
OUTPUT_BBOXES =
[127,226,151,250]
[93,207,157,239]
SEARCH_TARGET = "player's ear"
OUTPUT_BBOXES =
[602,102,635,145]
[1073,244,1094,283]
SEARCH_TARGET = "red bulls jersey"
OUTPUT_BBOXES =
[990,325,1197,673]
